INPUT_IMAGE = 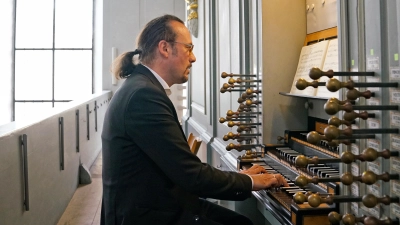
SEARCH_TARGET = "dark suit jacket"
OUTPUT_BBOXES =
[101,64,252,225]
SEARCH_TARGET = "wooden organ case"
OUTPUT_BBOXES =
[218,1,400,225]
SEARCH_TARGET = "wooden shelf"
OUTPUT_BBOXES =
[279,92,330,100]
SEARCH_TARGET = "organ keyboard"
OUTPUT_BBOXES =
[238,130,340,225]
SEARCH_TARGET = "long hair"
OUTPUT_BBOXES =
[112,14,184,79]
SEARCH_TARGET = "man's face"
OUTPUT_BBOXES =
[168,21,196,85]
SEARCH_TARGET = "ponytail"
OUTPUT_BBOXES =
[112,49,142,79]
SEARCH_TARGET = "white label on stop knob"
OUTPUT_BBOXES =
[351,202,359,215]
[367,161,381,174]
[392,180,400,196]
[390,89,400,103]
[367,139,380,151]
[367,98,380,105]
[392,203,400,218]
[391,135,400,150]
[351,183,359,196]
[390,67,400,80]
[391,112,400,127]
[367,119,380,129]
[367,56,380,71]
[351,163,359,175]
[368,205,381,218]
[367,183,381,197]
[351,144,359,155]
[392,157,400,172]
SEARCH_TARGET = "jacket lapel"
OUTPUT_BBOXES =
[134,64,186,136]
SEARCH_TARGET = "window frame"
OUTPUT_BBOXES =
[12,0,95,121]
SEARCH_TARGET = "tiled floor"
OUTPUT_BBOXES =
[57,152,103,225]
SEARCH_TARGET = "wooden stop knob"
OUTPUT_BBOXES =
[328,211,342,225]
[361,148,378,161]
[307,193,322,207]
[342,214,356,225]
[295,175,310,187]
[294,155,309,167]
[293,192,307,204]
[361,171,377,185]
[362,194,378,208]
[324,125,341,140]
[340,151,356,164]
[307,131,325,144]
[341,172,355,185]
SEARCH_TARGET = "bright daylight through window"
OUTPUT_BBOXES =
[14,0,93,121]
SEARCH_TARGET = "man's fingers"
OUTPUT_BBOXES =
[241,165,268,175]
[271,174,289,187]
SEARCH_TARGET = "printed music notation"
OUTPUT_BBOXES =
[316,39,339,98]
[289,39,339,98]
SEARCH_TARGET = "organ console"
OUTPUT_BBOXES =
[219,63,400,224]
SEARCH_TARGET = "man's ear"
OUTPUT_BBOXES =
[158,40,170,58]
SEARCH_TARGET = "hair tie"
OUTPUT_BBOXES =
[133,49,142,55]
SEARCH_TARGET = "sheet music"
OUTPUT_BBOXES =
[316,39,339,98]
[290,40,329,96]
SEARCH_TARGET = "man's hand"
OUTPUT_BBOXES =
[239,165,267,175]
[249,173,289,191]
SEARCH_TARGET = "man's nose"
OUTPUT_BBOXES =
[190,52,196,63]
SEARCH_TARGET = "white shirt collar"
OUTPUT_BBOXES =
[142,64,172,96]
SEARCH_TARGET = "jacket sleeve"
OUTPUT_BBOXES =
[124,86,252,200]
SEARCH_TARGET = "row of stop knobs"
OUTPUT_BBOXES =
[294,68,399,223]
[219,72,262,151]
[296,67,398,101]
[292,148,398,224]
[296,69,399,146]
[293,192,398,224]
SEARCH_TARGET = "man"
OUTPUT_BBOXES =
[101,14,288,225]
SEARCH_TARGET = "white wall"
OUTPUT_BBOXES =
[0,0,14,126]
[101,0,186,119]
[0,91,111,225]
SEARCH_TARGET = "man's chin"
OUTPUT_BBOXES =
[182,76,189,83]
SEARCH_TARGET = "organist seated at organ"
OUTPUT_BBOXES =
[101,14,288,225]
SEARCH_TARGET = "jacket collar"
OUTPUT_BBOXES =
[133,64,165,93]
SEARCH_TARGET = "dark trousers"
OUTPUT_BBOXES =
[101,198,253,225]
[191,199,253,225]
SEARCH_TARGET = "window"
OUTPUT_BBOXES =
[14,0,93,121]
